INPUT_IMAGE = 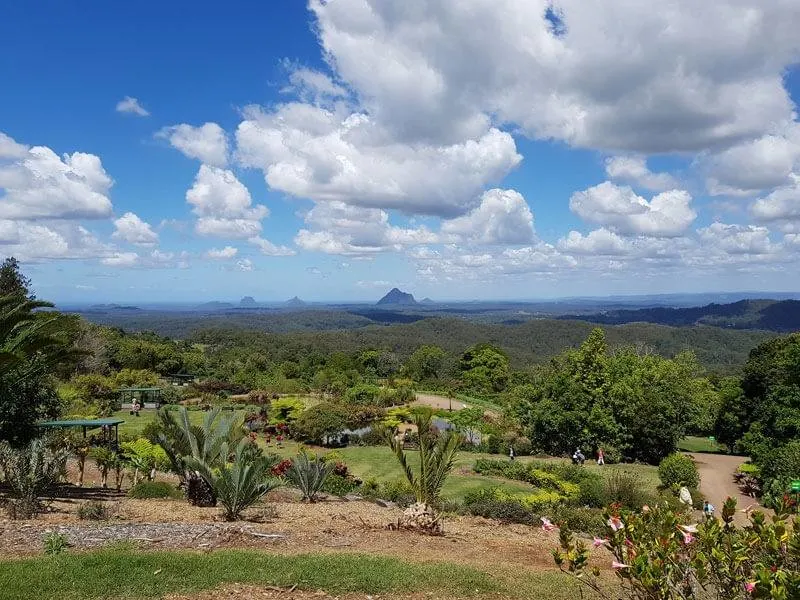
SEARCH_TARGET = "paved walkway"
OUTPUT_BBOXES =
[688,452,759,520]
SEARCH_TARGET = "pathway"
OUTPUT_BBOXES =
[687,452,759,520]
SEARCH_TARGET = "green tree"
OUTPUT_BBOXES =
[293,403,349,445]
[405,345,447,381]
[460,343,510,392]
[0,257,33,299]
[0,297,82,445]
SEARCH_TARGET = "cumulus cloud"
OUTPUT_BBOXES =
[294,200,438,255]
[750,175,800,228]
[558,228,628,255]
[205,246,238,260]
[101,252,139,267]
[112,212,158,246]
[440,189,535,244]
[0,135,113,220]
[248,236,295,256]
[0,222,112,262]
[159,123,229,167]
[604,156,678,191]
[115,96,150,117]
[236,258,254,272]
[186,165,268,239]
[309,0,800,153]
[0,133,28,159]
[569,182,696,237]
[236,104,521,218]
[698,223,775,255]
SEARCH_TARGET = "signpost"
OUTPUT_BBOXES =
[791,480,800,493]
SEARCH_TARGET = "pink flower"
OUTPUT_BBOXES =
[608,516,624,531]
[681,531,694,545]
[641,505,650,513]
[541,517,556,532]
[592,537,607,548]
[745,582,756,594]
[612,561,630,569]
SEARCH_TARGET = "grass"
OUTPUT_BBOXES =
[112,409,252,438]
[0,549,587,600]
[678,436,725,454]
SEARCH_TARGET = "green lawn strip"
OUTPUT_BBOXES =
[0,549,534,600]
[677,436,725,454]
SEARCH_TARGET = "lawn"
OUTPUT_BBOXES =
[678,436,725,453]
[0,549,589,600]
[111,409,250,438]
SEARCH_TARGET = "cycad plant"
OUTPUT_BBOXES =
[0,437,68,518]
[286,451,335,502]
[89,446,116,489]
[385,409,461,533]
[156,407,243,506]
[186,440,281,520]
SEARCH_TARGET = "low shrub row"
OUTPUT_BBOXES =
[473,459,580,497]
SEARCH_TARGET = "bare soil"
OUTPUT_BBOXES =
[688,452,763,520]
[167,584,472,600]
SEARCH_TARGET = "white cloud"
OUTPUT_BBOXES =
[309,0,800,153]
[236,258,254,272]
[569,182,696,237]
[0,138,113,220]
[294,200,437,255]
[236,104,521,218]
[440,189,535,244]
[0,222,112,262]
[558,228,628,256]
[101,252,140,267]
[0,132,28,159]
[186,165,268,239]
[159,123,229,167]
[698,223,775,255]
[115,96,150,117]
[248,236,296,256]
[704,125,800,196]
[604,156,678,192]
[205,246,238,260]
[112,212,158,246]
[750,175,800,227]
[282,66,348,103]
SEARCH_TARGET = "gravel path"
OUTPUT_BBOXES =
[688,452,759,519]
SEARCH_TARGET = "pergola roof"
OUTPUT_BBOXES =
[38,418,125,429]
[117,387,162,392]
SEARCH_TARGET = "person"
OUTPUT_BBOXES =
[703,500,715,518]
[572,447,585,466]
[597,447,605,466]
[679,485,693,507]
[509,446,515,461]
[132,401,141,417]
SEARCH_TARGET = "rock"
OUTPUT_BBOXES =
[344,494,363,502]
[375,499,397,508]
[397,502,442,535]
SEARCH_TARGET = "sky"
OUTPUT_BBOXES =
[1,1,800,303]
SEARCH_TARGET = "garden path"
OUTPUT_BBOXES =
[688,452,760,521]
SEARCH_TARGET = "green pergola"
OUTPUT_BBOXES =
[118,387,163,406]
[38,418,124,446]
[166,373,195,386]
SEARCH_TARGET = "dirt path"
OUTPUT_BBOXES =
[687,453,759,518]
[413,393,467,411]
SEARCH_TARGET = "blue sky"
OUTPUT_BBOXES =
[1,1,800,303]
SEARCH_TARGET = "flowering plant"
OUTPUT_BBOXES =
[552,497,799,599]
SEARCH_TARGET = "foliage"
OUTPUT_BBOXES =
[385,409,461,508]
[405,345,447,381]
[511,329,709,463]
[0,296,82,445]
[460,343,510,393]
[286,451,335,502]
[128,480,183,499]
[88,446,117,488]
[156,407,245,506]
[321,473,360,497]
[554,498,800,600]
[472,459,581,497]
[658,453,700,488]
[372,479,416,507]
[293,402,349,444]
[77,500,109,520]
[0,257,33,299]
[0,437,68,518]
[462,487,537,524]
[603,469,652,510]
[186,440,281,520]
[42,532,69,555]
[269,397,305,424]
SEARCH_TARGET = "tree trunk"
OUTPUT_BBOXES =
[186,472,217,507]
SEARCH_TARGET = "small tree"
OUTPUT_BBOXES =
[186,440,281,521]
[286,451,335,502]
[384,409,461,534]
[89,447,116,488]
[0,438,68,518]
[658,453,700,489]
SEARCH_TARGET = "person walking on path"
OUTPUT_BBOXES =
[597,447,605,466]
[703,500,715,519]
[509,446,515,461]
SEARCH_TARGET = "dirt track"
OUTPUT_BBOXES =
[688,453,759,518]
[413,393,467,411]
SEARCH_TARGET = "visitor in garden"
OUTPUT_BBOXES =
[679,485,693,507]
[596,447,604,466]
[509,446,515,461]
[703,500,715,518]
[132,400,141,416]
[572,448,585,465]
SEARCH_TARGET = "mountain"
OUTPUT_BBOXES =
[376,288,417,306]
[559,299,800,332]
[286,296,306,307]
[240,296,257,307]
[419,297,436,305]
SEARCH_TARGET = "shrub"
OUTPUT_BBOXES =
[376,479,416,507]
[321,473,360,497]
[463,488,536,525]
[0,438,68,519]
[577,475,608,508]
[77,500,109,520]
[463,487,563,518]
[359,477,380,499]
[128,481,182,499]
[43,532,69,555]
[549,505,606,536]
[472,459,580,497]
[286,452,335,502]
[658,453,700,488]
[603,469,652,510]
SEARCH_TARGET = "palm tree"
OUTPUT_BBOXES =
[385,409,461,534]
[156,407,244,506]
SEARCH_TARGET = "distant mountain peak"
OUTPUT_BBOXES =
[377,287,417,305]
[286,296,306,307]
[420,297,436,305]
[240,296,257,307]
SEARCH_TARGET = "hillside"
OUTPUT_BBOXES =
[376,288,417,305]
[559,299,800,332]
[189,317,775,374]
